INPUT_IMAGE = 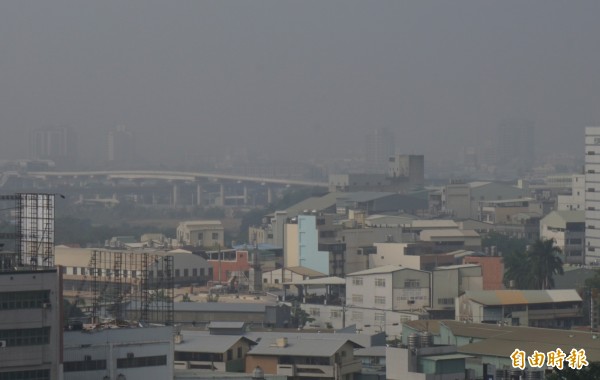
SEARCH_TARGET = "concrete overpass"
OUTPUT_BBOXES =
[26,170,328,188]
[14,170,328,207]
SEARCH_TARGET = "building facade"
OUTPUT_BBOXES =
[586,126,600,264]
[0,268,61,380]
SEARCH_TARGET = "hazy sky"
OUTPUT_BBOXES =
[1,1,599,165]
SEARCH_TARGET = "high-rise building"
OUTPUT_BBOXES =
[108,125,135,163]
[585,127,600,264]
[495,120,535,178]
[0,193,61,379]
[365,128,395,174]
[29,126,77,167]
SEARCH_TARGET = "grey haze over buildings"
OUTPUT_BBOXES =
[1,1,599,167]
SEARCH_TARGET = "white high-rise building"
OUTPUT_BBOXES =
[585,127,600,264]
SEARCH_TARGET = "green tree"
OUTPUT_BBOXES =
[528,239,564,290]
[503,238,564,290]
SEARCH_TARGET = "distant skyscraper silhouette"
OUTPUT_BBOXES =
[495,120,535,178]
[107,125,135,163]
[365,128,395,174]
[28,126,77,167]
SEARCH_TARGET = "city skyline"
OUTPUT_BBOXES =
[0,1,599,168]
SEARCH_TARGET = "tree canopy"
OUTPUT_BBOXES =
[503,238,564,290]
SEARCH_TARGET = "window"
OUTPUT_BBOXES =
[237,347,243,358]
[438,298,454,305]
[64,359,107,372]
[227,349,233,361]
[192,269,197,276]
[309,308,320,316]
[0,291,50,310]
[351,294,363,304]
[123,270,128,278]
[374,296,386,305]
[72,267,77,275]
[175,269,180,277]
[197,232,203,240]
[80,268,86,275]
[212,232,219,240]
[404,279,420,288]
[200,268,205,276]
[374,313,385,323]
[351,311,363,321]
[375,278,386,287]
[352,277,363,286]
[330,310,341,318]
[0,327,50,346]
[117,355,167,368]
[0,370,50,380]
[184,269,189,277]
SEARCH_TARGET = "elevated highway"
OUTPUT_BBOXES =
[26,170,328,188]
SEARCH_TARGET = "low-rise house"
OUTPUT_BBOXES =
[456,289,583,328]
[245,336,362,379]
[177,220,224,248]
[174,331,255,372]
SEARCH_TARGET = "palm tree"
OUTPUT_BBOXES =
[502,238,564,290]
[503,250,533,289]
[528,239,564,290]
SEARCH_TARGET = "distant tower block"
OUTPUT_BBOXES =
[249,242,262,293]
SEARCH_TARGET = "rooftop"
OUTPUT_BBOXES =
[463,289,582,306]
[175,331,255,353]
[347,265,425,277]
[247,337,361,357]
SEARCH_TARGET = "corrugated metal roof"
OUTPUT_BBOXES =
[288,276,346,286]
[347,265,408,276]
[207,321,246,329]
[248,337,361,357]
[465,290,581,306]
[421,354,474,361]
[175,332,254,353]
[286,266,327,278]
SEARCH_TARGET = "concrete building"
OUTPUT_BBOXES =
[63,326,173,380]
[344,265,430,336]
[387,154,425,189]
[540,210,585,264]
[328,173,388,193]
[586,126,600,264]
[442,181,527,220]
[205,249,251,284]
[0,268,61,380]
[369,242,455,271]
[419,229,482,251]
[56,247,212,291]
[245,336,362,379]
[456,289,582,328]
[431,265,483,312]
[365,127,395,174]
[177,220,225,248]
[386,345,469,380]
[558,174,585,211]
[284,215,329,275]
[462,255,504,290]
